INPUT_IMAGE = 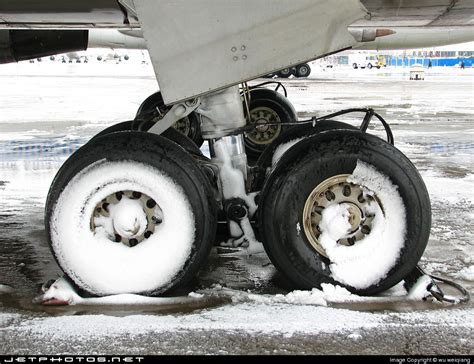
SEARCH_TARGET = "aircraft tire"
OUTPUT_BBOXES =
[277,68,293,78]
[243,88,298,164]
[258,130,431,295]
[91,121,202,156]
[136,91,204,147]
[295,63,311,78]
[45,131,216,296]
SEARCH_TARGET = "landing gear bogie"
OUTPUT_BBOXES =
[48,82,432,298]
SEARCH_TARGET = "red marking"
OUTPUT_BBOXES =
[41,298,71,306]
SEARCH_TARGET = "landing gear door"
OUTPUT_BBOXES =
[133,0,367,104]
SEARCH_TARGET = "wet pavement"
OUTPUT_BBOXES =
[0,62,472,355]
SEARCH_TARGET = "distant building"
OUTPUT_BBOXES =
[315,42,474,68]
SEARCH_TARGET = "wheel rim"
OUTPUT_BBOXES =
[91,190,163,247]
[302,174,382,257]
[246,106,282,146]
[299,66,308,76]
[141,104,194,140]
[172,116,192,137]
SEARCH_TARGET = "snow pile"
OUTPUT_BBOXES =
[320,204,352,241]
[34,277,206,306]
[319,160,407,289]
[208,284,365,307]
[456,265,474,281]
[407,275,433,300]
[94,197,148,239]
[50,160,195,295]
[35,279,427,309]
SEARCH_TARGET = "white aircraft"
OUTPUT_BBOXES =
[0,0,473,298]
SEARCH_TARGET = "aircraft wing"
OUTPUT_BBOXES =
[1,1,472,29]
[0,0,473,102]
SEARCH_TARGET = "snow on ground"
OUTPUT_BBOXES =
[421,171,474,204]
[3,291,473,347]
[0,62,472,354]
[456,266,474,281]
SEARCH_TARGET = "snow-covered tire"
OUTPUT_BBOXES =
[45,131,216,296]
[256,120,356,170]
[295,63,311,78]
[259,130,431,295]
[244,88,298,162]
[92,121,202,156]
[136,91,204,147]
[251,120,356,191]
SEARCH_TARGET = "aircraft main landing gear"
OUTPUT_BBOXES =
[45,85,431,297]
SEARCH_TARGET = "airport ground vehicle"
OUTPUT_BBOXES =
[0,0,473,298]
[351,54,386,69]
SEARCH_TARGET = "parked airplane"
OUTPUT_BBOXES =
[0,0,473,298]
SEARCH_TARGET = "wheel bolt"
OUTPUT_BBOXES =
[347,236,356,246]
[129,238,138,247]
[115,192,123,201]
[132,191,142,199]
[361,225,371,234]
[114,234,122,242]
[343,185,352,197]
[144,231,153,239]
[146,199,157,208]
[96,207,102,213]
[325,190,336,201]
[152,216,162,224]
[358,193,366,203]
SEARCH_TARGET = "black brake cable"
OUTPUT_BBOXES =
[404,265,470,304]
[248,81,288,97]
[220,108,395,144]
[427,274,470,304]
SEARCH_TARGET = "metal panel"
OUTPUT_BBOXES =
[134,0,366,104]
[358,0,474,27]
[354,26,474,50]
[0,0,129,28]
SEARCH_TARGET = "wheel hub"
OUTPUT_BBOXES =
[91,190,163,247]
[302,174,382,257]
[172,116,191,136]
[111,197,147,238]
[345,202,364,233]
[246,106,282,145]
